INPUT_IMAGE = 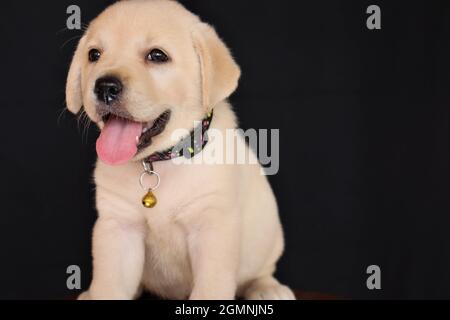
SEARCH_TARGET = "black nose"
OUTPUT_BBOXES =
[94,76,123,105]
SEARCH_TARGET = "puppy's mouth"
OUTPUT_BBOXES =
[96,110,171,166]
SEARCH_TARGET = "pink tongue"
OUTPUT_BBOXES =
[96,116,143,166]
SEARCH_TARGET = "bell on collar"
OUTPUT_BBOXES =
[142,190,157,208]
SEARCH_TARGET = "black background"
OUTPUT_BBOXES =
[0,0,449,299]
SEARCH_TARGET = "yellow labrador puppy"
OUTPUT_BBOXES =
[66,0,294,300]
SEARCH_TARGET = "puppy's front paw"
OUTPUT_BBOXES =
[244,277,296,300]
[77,291,91,300]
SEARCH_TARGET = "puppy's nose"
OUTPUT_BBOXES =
[94,76,123,105]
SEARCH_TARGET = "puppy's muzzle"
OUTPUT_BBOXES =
[94,76,123,105]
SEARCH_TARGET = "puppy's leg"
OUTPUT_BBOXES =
[187,212,239,300]
[243,276,296,300]
[80,217,146,300]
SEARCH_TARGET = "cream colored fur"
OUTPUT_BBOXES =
[66,0,294,300]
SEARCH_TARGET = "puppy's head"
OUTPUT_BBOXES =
[66,0,240,165]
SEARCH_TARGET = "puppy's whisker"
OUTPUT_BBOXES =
[83,118,93,144]
[60,35,83,50]
[56,22,89,35]
[78,111,93,144]
[56,26,71,35]
[57,107,69,127]
[76,111,87,136]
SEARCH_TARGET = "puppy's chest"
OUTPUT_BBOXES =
[139,181,192,255]
[141,210,193,298]
[143,216,188,265]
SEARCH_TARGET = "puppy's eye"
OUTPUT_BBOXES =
[88,49,101,62]
[147,49,169,63]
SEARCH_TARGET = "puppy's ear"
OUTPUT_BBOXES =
[192,23,241,109]
[65,36,86,114]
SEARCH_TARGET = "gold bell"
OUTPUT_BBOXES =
[142,190,157,208]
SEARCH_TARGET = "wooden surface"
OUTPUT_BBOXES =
[138,290,337,300]
[293,290,337,300]
[71,290,338,300]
